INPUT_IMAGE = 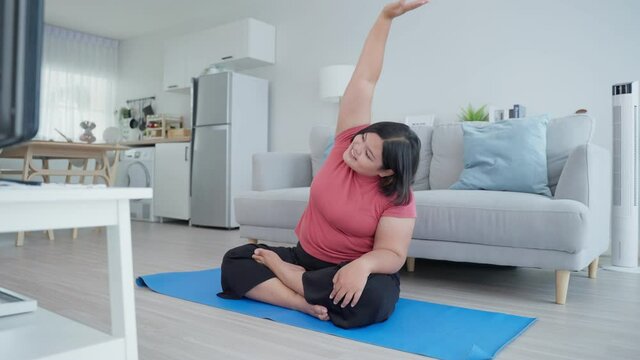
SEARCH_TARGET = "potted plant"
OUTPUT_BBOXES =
[459,104,489,122]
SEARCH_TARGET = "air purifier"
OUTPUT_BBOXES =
[609,81,640,272]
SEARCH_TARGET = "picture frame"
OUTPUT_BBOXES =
[488,106,509,122]
[0,287,38,317]
[487,106,510,122]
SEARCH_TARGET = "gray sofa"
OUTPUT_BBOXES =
[234,114,612,304]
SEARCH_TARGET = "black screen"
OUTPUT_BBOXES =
[0,0,43,149]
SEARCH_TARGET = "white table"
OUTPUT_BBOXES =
[0,186,152,360]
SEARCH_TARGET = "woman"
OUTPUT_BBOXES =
[219,0,428,329]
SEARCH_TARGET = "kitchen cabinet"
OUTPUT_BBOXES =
[206,18,275,71]
[162,36,190,91]
[153,142,191,220]
[163,18,275,92]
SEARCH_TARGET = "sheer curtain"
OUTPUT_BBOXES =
[37,25,119,141]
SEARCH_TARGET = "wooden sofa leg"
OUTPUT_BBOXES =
[406,257,415,272]
[588,257,599,279]
[15,232,25,247]
[555,270,570,305]
[248,238,258,245]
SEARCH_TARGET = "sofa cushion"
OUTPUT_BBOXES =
[310,126,334,177]
[546,114,593,193]
[429,114,594,194]
[412,189,588,253]
[235,187,310,229]
[429,124,464,190]
[450,116,552,196]
[411,125,433,190]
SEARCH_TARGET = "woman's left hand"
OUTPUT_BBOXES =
[382,0,429,20]
[330,260,371,308]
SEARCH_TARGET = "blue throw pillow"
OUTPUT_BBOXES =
[323,136,334,161]
[450,116,552,196]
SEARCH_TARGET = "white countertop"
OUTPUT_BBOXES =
[0,185,152,203]
[121,137,191,146]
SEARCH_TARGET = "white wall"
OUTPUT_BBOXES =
[117,0,640,152]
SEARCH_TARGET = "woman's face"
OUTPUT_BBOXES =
[343,132,394,177]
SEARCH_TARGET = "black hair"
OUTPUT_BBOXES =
[352,122,421,206]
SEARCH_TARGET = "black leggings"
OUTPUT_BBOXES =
[218,242,400,329]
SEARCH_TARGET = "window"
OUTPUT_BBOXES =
[36,25,118,142]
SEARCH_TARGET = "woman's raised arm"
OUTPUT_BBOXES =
[336,0,429,135]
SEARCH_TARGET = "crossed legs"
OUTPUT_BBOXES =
[246,248,329,320]
[220,243,399,328]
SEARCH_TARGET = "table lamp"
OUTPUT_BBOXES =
[319,65,355,104]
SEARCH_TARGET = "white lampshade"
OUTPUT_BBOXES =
[319,65,355,103]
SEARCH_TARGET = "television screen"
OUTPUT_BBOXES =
[0,0,43,149]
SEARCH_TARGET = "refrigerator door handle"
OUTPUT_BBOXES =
[184,145,189,162]
[189,128,195,197]
[191,77,198,127]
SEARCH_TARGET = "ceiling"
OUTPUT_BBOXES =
[44,0,248,40]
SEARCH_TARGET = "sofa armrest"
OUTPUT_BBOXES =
[555,144,612,255]
[554,144,611,207]
[252,152,312,191]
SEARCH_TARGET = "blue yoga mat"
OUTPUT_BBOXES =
[136,269,535,360]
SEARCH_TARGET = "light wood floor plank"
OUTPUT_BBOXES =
[1,222,639,359]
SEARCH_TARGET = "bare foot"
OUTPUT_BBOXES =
[252,248,305,274]
[252,248,307,298]
[303,303,330,321]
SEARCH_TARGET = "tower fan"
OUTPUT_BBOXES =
[609,81,640,272]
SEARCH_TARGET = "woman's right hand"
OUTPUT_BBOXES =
[382,0,429,20]
[330,260,371,308]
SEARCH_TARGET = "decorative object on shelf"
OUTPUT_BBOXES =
[79,121,96,144]
[508,104,527,118]
[404,114,435,127]
[319,65,355,103]
[487,106,511,122]
[459,104,489,122]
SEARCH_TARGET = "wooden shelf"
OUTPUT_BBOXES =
[144,115,183,140]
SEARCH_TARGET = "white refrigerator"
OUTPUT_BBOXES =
[190,71,268,228]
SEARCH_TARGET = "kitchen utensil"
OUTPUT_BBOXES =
[138,101,146,130]
[143,104,154,117]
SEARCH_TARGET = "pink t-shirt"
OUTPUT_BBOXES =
[295,124,417,264]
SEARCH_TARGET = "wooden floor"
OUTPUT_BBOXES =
[1,222,639,360]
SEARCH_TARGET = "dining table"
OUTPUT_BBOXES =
[0,140,129,246]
